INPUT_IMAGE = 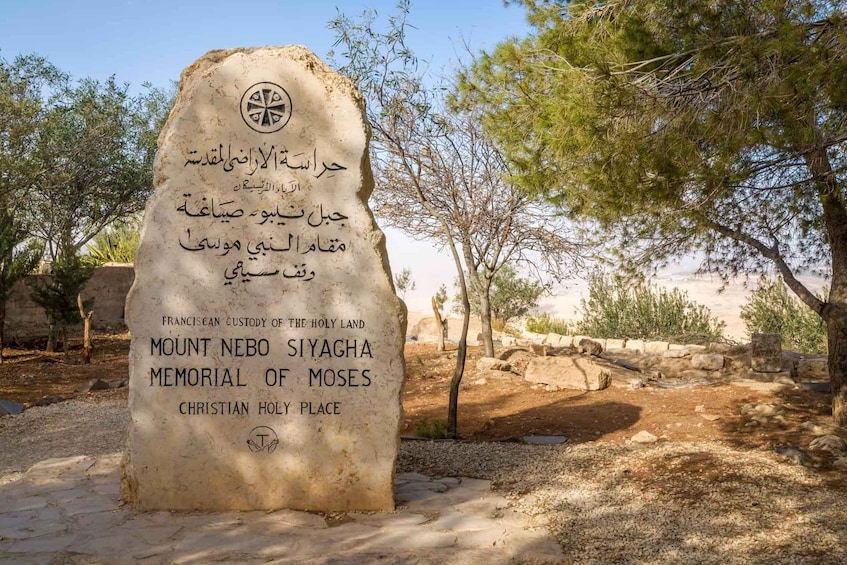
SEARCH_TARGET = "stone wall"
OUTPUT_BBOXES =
[4,265,134,343]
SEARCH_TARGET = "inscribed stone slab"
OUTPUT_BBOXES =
[122,46,406,511]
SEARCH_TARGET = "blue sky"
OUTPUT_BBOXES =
[1,1,530,314]
[0,0,527,93]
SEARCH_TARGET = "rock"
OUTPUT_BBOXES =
[629,378,645,389]
[123,46,406,512]
[33,395,67,407]
[76,378,111,393]
[707,342,731,354]
[476,357,512,373]
[415,317,446,345]
[472,378,487,385]
[679,369,720,380]
[809,435,847,454]
[501,335,517,346]
[743,403,781,416]
[700,414,721,421]
[559,335,574,347]
[108,379,129,389]
[544,333,563,346]
[0,399,25,416]
[800,421,841,436]
[694,405,706,413]
[775,445,811,466]
[605,339,626,350]
[625,339,644,353]
[663,349,690,359]
[751,333,782,373]
[524,356,611,391]
[578,338,603,356]
[690,353,724,371]
[833,457,847,470]
[796,358,828,381]
[631,431,658,444]
[530,343,549,356]
[644,341,670,353]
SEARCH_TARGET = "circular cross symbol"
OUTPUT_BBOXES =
[247,426,279,453]
[240,82,292,133]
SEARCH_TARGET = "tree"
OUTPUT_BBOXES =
[460,1,847,424]
[741,278,828,354]
[27,76,169,261]
[330,2,583,436]
[0,212,43,362]
[394,266,416,299]
[432,284,449,352]
[29,246,95,354]
[461,265,546,328]
[576,271,725,342]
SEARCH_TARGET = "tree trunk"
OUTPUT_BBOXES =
[478,289,495,358]
[77,293,93,364]
[61,325,68,359]
[46,321,56,353]
[0,302,5,364]
[448,284,471,439]
[432,296,445,352]
[829,309,847,426]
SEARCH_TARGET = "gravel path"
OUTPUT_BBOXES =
[3,393,847,563]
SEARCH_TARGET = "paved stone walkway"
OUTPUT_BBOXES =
[0,455,563,564]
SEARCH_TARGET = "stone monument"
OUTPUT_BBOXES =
[122,46,406,512]
[751,333,782,373]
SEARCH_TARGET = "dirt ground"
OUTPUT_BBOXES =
[0,334,839,468]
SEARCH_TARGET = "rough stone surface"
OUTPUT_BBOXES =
[751,333,782,373]
[605,339,626,350]
[0,400,24,416]
[579,338,604,356]
[544,333,563,346]
[0,455,564,564]
[631,431,659,444]
[625,339,645,353]
[796,358,828,381]
[123,46,406,511]
[476,357,512,373]
[644,341,670,354]
[524,356,611,391]
[691,354,725,371]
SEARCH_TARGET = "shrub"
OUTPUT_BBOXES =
[575,272,725,342]
[413,417,447,439]
[526,312,573,335]
[740,278,827,354]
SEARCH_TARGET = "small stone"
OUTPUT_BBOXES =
[700,414,721,421]
[833,457,847,470]
[33,395,67,407]
[694,405,706,413]
[76,378,111,393]
[663,349,690,359]
[809,435,847,454]
[0,399,25,416]
[579,338,603,356]
[631,430,659,444]
[628,378,645,389]
[775,445,811,466]
[472,378,487,385]
[796,358,828,381]
[476,357,512,372]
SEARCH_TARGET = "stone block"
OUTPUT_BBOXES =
[559,335,574,347]
[544,333,562,346]
[524,356,611,391]
[796,358,828,381]
[476,357,512,372]
[414,317,444,344]
[605,339,626,350]
[751,332,782,372]
[690,353,724,371]
[625,339,644,353]
[123,47,406,512]
[644,341,669,353]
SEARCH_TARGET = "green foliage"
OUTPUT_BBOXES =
[29,248,95,331]
[413,417,448,439]
[433,284,448,313]
[394,266,416,299]
[0,211,43,304]
[458,266,547,325]
[526,312,574,336]
[741,278,828,354]
[86,216,141,265]
[0,53,173,262]
[576,272,725,342]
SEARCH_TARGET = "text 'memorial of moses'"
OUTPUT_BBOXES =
[122,46,407,511]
